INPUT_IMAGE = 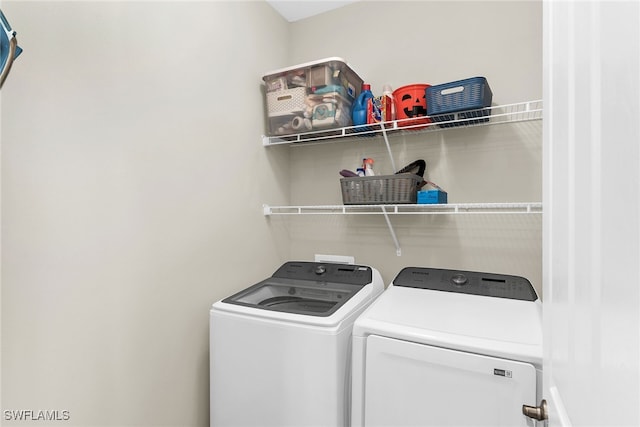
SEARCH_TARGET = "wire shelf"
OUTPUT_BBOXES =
[263,202,543,216]
[264,202,542,256]
[261,100,543,255]
[262,100,542,146]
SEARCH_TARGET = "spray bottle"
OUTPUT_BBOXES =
[363,158,375,176]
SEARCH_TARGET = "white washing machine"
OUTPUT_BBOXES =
[351,267,543,427]
[210,261,384,427]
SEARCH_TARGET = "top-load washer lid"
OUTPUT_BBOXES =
[222,261,374,317]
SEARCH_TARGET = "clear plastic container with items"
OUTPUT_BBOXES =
[262,57,364,136]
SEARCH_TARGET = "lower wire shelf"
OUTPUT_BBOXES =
[264,202,542,216]
[263,202,543,256]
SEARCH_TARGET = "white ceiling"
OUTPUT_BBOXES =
[265,0,359,22]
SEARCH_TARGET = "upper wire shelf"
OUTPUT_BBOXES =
[262,100,543,146]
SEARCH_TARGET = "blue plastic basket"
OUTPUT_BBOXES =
[426,77,493,128]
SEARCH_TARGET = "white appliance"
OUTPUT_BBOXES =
[210,261,384,427]
[351,267,543,427]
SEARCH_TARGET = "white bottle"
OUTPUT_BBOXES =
[381,84,396,122]
[364,158,375,176]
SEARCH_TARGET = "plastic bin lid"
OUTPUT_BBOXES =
[262,57,361,81]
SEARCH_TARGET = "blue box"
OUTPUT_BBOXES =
[417,190,448,204]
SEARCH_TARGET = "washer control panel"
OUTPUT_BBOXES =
[393,267,537,301]
[272,261,373,286]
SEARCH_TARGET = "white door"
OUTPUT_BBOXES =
[363,335,538,427]
[543,1,640,426]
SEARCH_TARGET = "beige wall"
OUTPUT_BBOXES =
[1,1,542,426]
[283,0,543,292]
[1,2,289,426]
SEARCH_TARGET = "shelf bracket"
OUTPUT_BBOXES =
[262,135,289,146]
[380,206,402,256]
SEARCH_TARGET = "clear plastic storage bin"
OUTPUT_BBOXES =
[262,57,364,137]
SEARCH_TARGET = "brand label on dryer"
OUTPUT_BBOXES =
[493,368,512,378]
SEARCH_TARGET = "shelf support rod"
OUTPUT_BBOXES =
[380,125,397,173]
[380,206,402,256]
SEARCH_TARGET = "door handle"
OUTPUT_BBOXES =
[522,399,548,421]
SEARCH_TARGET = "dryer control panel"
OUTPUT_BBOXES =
[393,267,537,301]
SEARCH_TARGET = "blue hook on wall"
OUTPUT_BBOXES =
[0,9,22,89]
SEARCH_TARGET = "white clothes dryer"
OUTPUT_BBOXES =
[210,261,384,427]
[351,267,543,427]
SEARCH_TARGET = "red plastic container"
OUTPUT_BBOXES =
[393,84,431,128]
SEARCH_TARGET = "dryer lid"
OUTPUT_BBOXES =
[353,285,543,364]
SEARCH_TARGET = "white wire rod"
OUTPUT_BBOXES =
[380,206,402,256]
[380,126,397,173]
[263,202,543,216]
[262,100,543,147]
